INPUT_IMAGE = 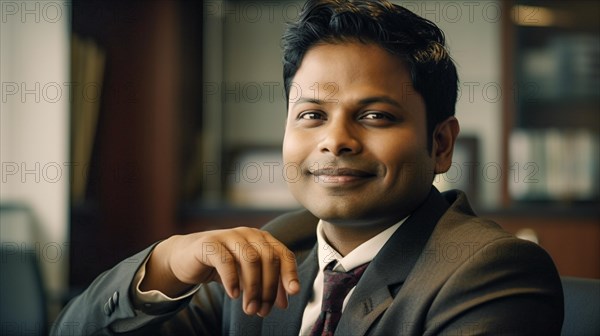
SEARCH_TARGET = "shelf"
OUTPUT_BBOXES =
[478,202,600,219]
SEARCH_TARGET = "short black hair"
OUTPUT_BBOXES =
[282,0,458,150]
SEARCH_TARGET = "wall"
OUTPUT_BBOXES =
[0,0,70,318]
[411,0,503,208]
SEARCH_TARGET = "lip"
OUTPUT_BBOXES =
[309,167,376,185]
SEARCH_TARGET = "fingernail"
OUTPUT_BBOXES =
[289,279,300,293]
[258,303,272,317]
[246,300,259,314]
[230,287,239,298]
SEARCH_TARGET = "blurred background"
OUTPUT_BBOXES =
[1,0,598,333]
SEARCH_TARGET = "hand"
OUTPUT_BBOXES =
[140,227,300,317]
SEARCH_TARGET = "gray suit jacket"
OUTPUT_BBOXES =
[51,189,564,335]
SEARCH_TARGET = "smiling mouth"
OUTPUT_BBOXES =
[309,167,376,184]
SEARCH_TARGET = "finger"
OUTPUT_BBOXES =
[263,234,300,295]
[257,245,281,317]
[203,243,240,299]
[238,241,262,315]
[274,279,289,309]
[280,251,300,295]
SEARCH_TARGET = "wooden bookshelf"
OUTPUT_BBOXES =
[497,0,599,278]
[69,0,187,289]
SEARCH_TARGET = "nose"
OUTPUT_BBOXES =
[318,118,362,156]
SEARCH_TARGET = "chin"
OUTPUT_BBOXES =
[303,200,393,227]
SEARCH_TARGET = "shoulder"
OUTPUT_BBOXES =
[423,189,563,300]
[422,189,562,295]
[436,189,513,245]
[403,190,564,334]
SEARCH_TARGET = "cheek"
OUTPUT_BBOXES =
[282,132,310,199]
[282,130,306,165]
[370,135,432,180]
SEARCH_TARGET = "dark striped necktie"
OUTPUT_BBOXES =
[309,262,370,336]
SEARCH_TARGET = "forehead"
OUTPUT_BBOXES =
[290,42,418,103]
[302,42,406,72]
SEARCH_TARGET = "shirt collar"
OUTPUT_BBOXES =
[315,217,407,273]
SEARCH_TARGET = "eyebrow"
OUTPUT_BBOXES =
[292,95,403,108]
[292,97,325,107]
[358,96,403,108]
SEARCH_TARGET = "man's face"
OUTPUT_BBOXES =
[283,42,438,227]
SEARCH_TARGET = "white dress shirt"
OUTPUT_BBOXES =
[298,219,405,335]
[133,217,407,334]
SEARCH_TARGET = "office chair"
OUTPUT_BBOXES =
[0,205,47,336]
[561,276,600,336]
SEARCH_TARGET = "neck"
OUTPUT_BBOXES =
[321,220,395,256]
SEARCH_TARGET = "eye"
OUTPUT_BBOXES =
[295,110,327,127]
[298,111,326,120]
[359,111,396,123]
[361,112,388,120]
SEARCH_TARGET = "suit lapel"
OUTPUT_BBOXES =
[261,245,318,335]
[336,188,450,335]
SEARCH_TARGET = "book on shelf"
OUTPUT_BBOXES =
[70,35,106,203]
[510,129,599,202]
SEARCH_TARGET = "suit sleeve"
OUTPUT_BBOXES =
[50,244,225,335]
[425,237,564,335]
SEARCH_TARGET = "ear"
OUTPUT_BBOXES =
[432,117,460,174]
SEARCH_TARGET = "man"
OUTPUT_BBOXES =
[52,0,563,335]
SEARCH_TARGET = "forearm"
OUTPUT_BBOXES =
[51,245,158,335]
[139,237,195,298]
[51,243,198,335]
